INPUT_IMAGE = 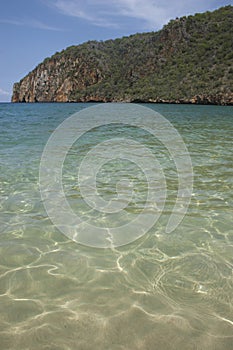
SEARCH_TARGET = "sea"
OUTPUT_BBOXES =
[0,102,232,349]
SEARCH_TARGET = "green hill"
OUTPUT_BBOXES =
[12,5,233,105]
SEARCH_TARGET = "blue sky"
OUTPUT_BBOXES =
[0,0,232,102]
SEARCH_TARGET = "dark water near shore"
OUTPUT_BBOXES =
[0,103,232,349]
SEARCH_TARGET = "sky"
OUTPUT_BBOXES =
[0,0,232,102]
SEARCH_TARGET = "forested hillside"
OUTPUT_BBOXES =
[12,6,233,105]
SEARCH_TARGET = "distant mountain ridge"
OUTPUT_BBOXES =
[12,6,233,105]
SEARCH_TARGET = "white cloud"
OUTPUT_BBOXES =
[50,0,232,30]
[51,0,120,27]
[0,88,10,96]
[0,18,62,31]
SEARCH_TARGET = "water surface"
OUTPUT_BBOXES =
[0,103,232,349]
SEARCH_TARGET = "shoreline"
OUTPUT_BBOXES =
[10,99,233,106]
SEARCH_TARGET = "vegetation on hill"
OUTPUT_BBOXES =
[12,6,233,105]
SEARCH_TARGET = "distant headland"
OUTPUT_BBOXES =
[12,6,233,105]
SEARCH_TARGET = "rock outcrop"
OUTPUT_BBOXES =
[12,6,233,105]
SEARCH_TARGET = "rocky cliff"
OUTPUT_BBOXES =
[12,6,233,105]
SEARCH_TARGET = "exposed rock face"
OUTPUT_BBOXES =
[12,6,233,105]
[12,56,104,102]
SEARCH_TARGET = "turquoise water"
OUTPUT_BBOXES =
[0,103,233,349]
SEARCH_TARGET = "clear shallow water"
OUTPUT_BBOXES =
[0,103,233,349]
